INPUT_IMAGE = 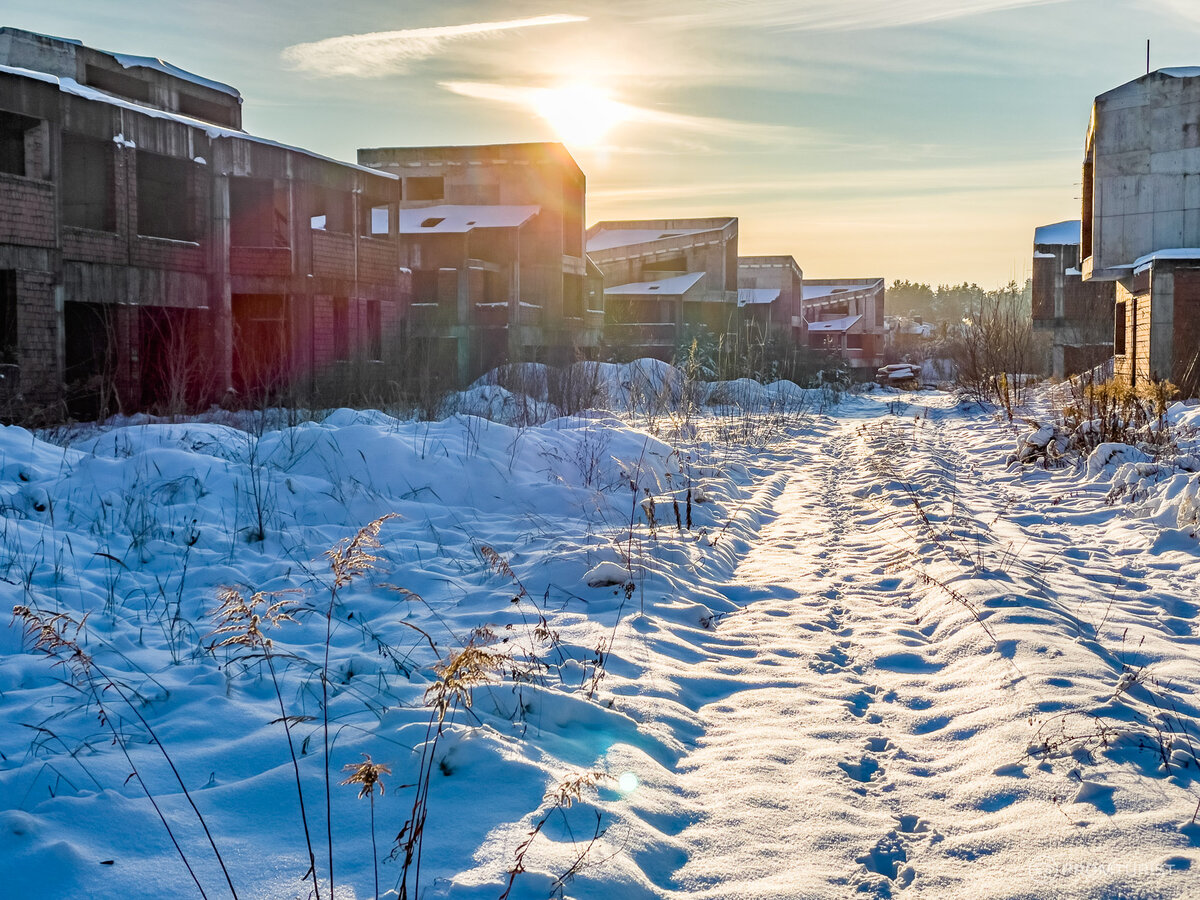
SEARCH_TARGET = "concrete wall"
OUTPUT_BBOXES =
[1085,71,1200,278]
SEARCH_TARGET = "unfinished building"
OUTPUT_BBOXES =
[737,255,804,344]
[1082,68,1200,394]
[586,218,739,359]
[802,278,885,370]
[1030,220,1113,379]
[0,27,409,417]
[357,142,603,387]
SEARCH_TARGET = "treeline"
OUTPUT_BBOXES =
[887,279,1031,324]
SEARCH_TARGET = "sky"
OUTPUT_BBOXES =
[7,0,1200,284]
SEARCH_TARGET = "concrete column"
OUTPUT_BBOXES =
[209,171,233,397]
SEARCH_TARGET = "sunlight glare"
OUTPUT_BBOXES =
[618,771,639,793]
[534,83,629,147]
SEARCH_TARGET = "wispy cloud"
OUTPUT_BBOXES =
[281,14,588,78]
[588,156,1080,204]
[640,0,1066,31]
[439,80,804,144]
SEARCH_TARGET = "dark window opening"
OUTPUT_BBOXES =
[412,269,439,303]
[642,256,687,278]
[64,302,116,420]
[1114,300,1127,355]
[845,332,863,349]
[137,151,197,241]
[333,297,350,361]
[233,294,288,399]
[62,133,116,231]
[563,182,583,257]
[310,188,352,234]
[230,177,280,247]
[366,300,382,361]
[85,64,151,102]
[564,274,584,318]
[407,176,444,201]
[0,111,39,177]
[177,92,237,128]
[0,271,16,364]
[140,306,212,411]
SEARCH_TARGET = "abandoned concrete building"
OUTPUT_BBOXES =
[357,142,603,387]
[1030,219,1114,380]
[586,218,739,359]
[0,27,414,416]
[801,278,886,370]
[736,255,804,345]
[1082,68,1200,394]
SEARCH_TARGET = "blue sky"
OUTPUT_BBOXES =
[8,0,1200,284]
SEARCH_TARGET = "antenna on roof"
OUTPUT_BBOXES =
[1147,38,1151,75]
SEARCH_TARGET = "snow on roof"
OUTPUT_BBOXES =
[587,228,712,253]
[737,288,781,307]
[807,314,863,333]
[802,283,877,302]
[110,52,240,100]
[397,205,540,234]
[1132,248,1200,275]
[604,272,705,296]
[1033,220,1081,246]
[0,64,396,179]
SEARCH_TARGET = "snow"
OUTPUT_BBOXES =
[803,282,880,301]
[737,287,781,306]
[604,272,705,296]
[586,228,712,253]
[0,64,397,180]
[1132,248,1200,275]
[1034,220,1082,246]
[3,384,1200,899]
[110,52,240,100]
[807,313,863,332]
[397,205,540,234]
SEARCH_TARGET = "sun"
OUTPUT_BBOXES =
[533,83,629,147]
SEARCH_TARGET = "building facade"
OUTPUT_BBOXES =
[736,255,804,344]
[357,142,603,387]
[1031,220,1114,379]
[801,278,885,370]
[586,217,739,359]
[1082,68,1200,394]
[0,27,409,417]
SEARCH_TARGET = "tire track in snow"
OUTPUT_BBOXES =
[666,417,941,898]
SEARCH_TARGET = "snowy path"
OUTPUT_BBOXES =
[652,403,1199,899]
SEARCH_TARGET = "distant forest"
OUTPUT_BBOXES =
[886,279,1032,327]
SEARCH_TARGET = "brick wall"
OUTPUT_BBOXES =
[15,269,57,403]
[0,175,56,247]
[312,231,355,280]
[62,227,127,264]
[131,237,206,272]
[230,247,292,278]
[358,237,397,285]
[312,294,335,366]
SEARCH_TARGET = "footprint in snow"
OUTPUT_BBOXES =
[855,830,915,893]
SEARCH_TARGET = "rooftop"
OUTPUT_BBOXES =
[1033,220,1081,247]
[604,272,706,296]
[397,204,540,234]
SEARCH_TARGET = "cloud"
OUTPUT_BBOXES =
[587,156,1079,204]
[638,0,1066,31]
[281,14,588,77]
[439,80,804,144]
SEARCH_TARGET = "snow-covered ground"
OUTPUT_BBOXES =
[1,382,1198,899]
